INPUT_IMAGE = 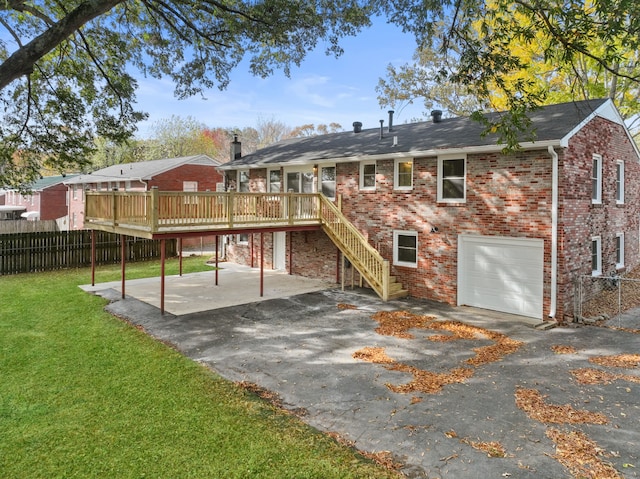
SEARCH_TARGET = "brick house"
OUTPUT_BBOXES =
[219,99,640,321]
[65,155,224,231]
[2,175,76,223]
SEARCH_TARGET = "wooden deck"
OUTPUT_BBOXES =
[85,189,408,301]
[85,189,323,238]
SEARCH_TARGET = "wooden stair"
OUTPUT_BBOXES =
[318,196,408,301]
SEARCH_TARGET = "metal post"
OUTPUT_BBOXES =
[160,238,166,314]
[178,237,183,276]
[215,235,219,286]
[120,234,126,299]
[91,230,96,286]
[260,232,264,297]
[288,231,293,275]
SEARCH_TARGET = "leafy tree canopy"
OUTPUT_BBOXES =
[0,0,372,189]
[2,0,639,189]
[377,0,640,145]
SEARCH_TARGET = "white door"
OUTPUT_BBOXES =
[273,232,286,271]
[458,235,544,318]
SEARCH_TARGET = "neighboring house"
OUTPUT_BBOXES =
[219,99,640,321]
[65,155,224,230]
[2,175,77,222]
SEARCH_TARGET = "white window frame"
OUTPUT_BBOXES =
[394,159,413,191]
[616,232,625,269]
[237,233,249,244]
[320,164,336,199]
[592,154,602,204]
[237,170,250,192]
[360,161,377,190]
[393,230,418,268]
[268,169,282,193]
[615,160,624,204]
[437,154,467,203]
[591,236,602,276]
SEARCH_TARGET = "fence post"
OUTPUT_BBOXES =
[112,189,118,226]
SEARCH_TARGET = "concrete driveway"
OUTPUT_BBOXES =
[87,268,640,479]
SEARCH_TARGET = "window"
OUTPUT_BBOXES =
[183,181,198,204]
[591,236,602,276]
[393,231,418,267]
[616,233,625,269]
[438,155,466,202]
[72,184,78,200]
[320,166,336,199]
[592,154,602,204]
[183,181,197,192]
[394,159,413,190]
[360,161,376,190]
[237,233,249,244]
[238,170,250,192]
[268,169,281,193]
[616,160,624,204]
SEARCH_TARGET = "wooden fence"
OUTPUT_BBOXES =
[0,219,59,234]
[0,230,177,275]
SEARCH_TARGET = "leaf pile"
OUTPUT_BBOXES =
[546,428,622,479]
[353,310,523,394]
[551,344,578,354]
[515,388,608,425]
[352,347,395,364]
[462,439,508,458]
[589,353,640,369]
[571,368,640,385]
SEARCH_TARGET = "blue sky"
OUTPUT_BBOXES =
[133,17,427,138]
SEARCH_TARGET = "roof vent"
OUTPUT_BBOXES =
[352,121,363,133]
[388,110,394,132]
[431,110,443,123]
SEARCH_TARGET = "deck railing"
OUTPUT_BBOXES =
[85,189,322,233]
[85,189,396,300]
[318,195,390,300]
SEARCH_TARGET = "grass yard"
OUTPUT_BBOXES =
[0,257,398,478]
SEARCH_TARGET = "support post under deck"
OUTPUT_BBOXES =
[120,235,126,299]
[160,238,166,314]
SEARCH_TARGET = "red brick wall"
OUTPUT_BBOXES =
[225,116,640,321]
[39,183,69,220]
[558,117,640,318]
[149,164,223,191]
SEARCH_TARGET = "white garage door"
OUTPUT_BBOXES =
[458,235,543,318]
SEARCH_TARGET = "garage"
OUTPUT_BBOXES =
[458,235,544,319]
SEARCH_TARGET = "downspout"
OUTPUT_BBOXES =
[548,145,558,319]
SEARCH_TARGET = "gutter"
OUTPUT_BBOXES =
[548,145,558,319]
[217,140,563,170]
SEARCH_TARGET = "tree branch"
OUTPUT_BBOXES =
[0,0,124,90]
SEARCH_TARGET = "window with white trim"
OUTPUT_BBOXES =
[183,181,197,192]
[237,233,249,244]
[268,169,281,193]
[394,159,413,190]
[591,236,602,276]
[238,170,250,192]
[592,154,602,204]
[616,233,625,269]
[360,161,376,190]
[320,165,336,199]
[438,155,466,202]
[616,160,624,204]
[393,230,418,267]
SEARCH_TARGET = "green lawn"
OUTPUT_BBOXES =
[0,257,398,478]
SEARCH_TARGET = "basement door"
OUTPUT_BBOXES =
[457,235,544,319]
